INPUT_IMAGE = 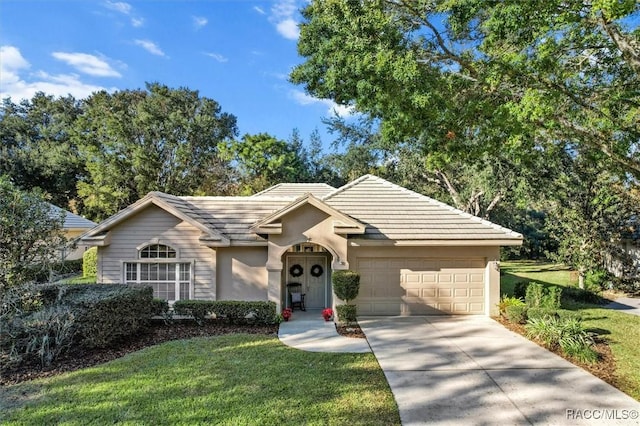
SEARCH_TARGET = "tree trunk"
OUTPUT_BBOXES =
[578,271,585,289]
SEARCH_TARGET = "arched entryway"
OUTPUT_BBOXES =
[283,243,331,310]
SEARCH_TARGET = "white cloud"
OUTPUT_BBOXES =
[0,46,115,101]
[131,17,144,27]
[193,16,208,29]
[104,1,131,14]
[134,39,166,57]
[291,90,355,118]
[0,45,30,85]
[52,52,121,77]
[204,52,228,63]
[276,19,299,40]
[270,0,300,40]
[253,6,266,15]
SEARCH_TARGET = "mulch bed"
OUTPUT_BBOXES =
[494,316,619,389]
[1,320,277,386]
[335,323,366,339]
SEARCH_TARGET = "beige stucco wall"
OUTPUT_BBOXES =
[216,247,268,301]
[96,205,216,299]
[263,203,350,311]
[347,245,501,316]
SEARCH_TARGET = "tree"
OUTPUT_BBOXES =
[219,132,312,194]
[291,0,640,178]
[0,176,66,294]
[74,83,238,220]
[547,150,638,288]
[0,93,84,209]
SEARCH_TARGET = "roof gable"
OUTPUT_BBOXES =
[251,193,366,235]
[82,192,229,246]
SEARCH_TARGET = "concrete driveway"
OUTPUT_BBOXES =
[359,316,640,425]
[606,297,640,316]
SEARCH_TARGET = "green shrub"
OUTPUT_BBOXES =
[504,305,528,324]
[60,284,154,348]
[525,282,545,308]
[526,308,582,321]
[336,304,357,324]
[332,270,360,303]
[173,300,277,325]
[514,282,528,299]
[542,286,562,310]
[525,316,598,363]
[150,298,172,323]
[82,247,97,278]
[1,305,76,370]
[585,269,610,291]
[498,295,525,315]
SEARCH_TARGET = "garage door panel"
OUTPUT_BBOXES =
[357,257,486,315]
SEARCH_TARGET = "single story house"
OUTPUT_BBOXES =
[49,203,97,260]
[80,175,523,316]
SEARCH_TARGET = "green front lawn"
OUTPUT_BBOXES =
[56,274,97,284]
[502,261,640,401]
[0,334,400,425]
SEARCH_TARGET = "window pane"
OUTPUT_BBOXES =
[140,244,177,259]
[180,282,189,300]
[180,263,190,281]
[152,282,175,301]
[125,263,137,281]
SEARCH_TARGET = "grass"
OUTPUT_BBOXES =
[0,334,400,425]
[502,260,640,401]
[56,274,97,284]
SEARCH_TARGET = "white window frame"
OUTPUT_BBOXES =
[122,243,194,302]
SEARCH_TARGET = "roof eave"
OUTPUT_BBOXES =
[348,238,524,247]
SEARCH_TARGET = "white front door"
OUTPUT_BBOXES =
[286,255,329,309]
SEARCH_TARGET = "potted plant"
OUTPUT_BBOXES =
[322,308,333,321]
[282,307,292,321]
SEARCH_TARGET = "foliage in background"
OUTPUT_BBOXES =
[74,83,239,220]
[0,94,84,209]
[292,0,640,178]
[0,177,67,294]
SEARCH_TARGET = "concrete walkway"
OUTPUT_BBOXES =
[359,316,640,426]
[278,310,371,353]
[606,297,640,316]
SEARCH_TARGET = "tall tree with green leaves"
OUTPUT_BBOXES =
[291,0,640,178]
[74,83,238,220]
[0,93,84,209]
[219,132,313,194]
[547,150,639,288]
[0,176,66,294]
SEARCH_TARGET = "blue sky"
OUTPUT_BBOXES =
[0,0,352,146]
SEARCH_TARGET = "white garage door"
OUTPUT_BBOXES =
[356,258,486,315]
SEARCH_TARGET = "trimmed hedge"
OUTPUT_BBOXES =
[82,247,97,277]
[58,284,154,348]
[173,300,277,325]
[332,270,360,303]
[336,304,357,324]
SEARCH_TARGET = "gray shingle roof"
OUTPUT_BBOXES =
[252,183,336,199]
[323,175,522,241]
[48,204,97,230]
[84,175,522,245]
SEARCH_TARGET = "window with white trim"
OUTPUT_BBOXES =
[124,244,191,302]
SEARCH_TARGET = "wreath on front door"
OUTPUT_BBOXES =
[310,264,324,277]
[289,264,304,277]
